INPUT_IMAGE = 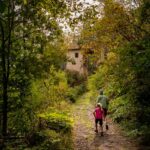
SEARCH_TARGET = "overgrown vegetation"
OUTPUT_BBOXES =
[0,0,149,149]
[66,71,87,102]
[82,0,150,144]
[0,0,77,149]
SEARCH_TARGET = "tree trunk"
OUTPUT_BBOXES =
[2,78,8,136]
[0,0,13,136]
[0,20,8,136]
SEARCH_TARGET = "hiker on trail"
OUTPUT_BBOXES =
[93,103,104,136]
[96,89,109,129]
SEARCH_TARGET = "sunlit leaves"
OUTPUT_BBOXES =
[23,0,27,5]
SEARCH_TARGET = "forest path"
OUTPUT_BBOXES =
[72,92,139,150]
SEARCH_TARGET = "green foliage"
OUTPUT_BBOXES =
[64,70,87,102]
[37,130,62,149]
[87,65,108,91]
[21,128,73,150]
[85,0,150,141]
[67,83,87,103]
[5,110,73,149]
[109,96,137,124]
[8,104,37,135]
[0,0,70,137]
[41,38,67,71]
[4,66,69,136]
[108,40,150,137]
[66,70,86,87]
[30,129,73,150]
[30,66,69,110]
[38,112,73,133]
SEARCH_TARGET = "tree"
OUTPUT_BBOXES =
[87,0,150,137]
[0,0,69,137]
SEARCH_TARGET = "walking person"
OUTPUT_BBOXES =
[93,103,104,136]
[96,89,109,130]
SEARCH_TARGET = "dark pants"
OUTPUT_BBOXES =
[95,119,103,126]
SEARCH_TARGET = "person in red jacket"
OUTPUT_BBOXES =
[93,103,104,136]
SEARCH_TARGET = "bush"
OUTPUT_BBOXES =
[66,70,86,87]
[24,112,73,149]
[39,130,61,149]
[38,112,73,133]
[26,129,73,150]
[67,83,87,103]
[37,112,73,149]
[30,67,69,110]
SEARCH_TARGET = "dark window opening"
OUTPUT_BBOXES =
[75,52,79,58]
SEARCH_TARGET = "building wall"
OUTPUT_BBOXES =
[66,50,84,74]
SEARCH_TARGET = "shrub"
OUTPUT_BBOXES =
[26,129,73,150]
[66,70,86,87]
[67,83,87,103]
[24,112,74,149]
[38,112,73,133]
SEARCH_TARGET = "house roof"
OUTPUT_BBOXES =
[68,43,80,51]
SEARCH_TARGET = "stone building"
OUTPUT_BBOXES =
[66,43,86,75]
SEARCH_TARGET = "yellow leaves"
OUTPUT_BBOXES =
[107,52,119,65]
[58,81,68,91]
[23,0,27,5]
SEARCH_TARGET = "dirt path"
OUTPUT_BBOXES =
[72,93,140,150]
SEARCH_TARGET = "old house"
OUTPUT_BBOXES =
[66,43,87,75]
[66,41,107,75]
